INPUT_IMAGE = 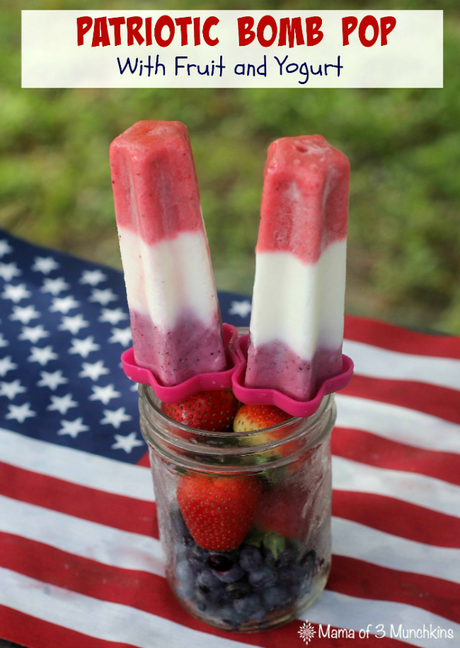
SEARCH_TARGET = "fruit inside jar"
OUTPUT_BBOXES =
[139,385,335,632]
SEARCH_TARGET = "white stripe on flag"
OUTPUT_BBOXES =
[333,456,460,518]
[0,427,153,501]
[305,589,460,648]
[343,339,460,391]
[332,517,460,584]
[336,395,460,454]
[0,567,263,648]
[0,494,164,576]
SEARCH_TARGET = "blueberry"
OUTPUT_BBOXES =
[186,543,209,573]
[220,606,241,630]
[276,542,301,568]
[298,549,315,587]
[233,593,264,621]
[207,551,246,583]
[300,549,316,571]
[208,552,235,572]
[187,543,209,562]
[248,566,277,590]
[263,548,277,567]
[263,585,292,611]
[175,560,195,599]
[213,563,245,583]
[290,576,312,599]
[224,580,252,601]
[239,545,263,572]
[194,590,212,612]
[195,586,223,611]
[286,559,314,598]
[196,569,223,596]
[278,563,305,585]
[171,508,190,541]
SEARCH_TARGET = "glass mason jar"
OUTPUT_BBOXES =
[139,384,336,632]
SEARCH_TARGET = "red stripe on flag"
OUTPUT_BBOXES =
[342,374,460,425]
[137,451,150,467]
[332,490,460,548]
[0,461,159,538]
[0,604,138,648]
[332,427,460,486]
[344,316,460,359]
[329,555,460,624]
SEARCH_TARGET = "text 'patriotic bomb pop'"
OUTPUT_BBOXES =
[110,121,225,386]
[245,135,349,401]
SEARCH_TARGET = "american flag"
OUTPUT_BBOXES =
[0,228,459,648]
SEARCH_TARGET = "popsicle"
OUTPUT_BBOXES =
[110,121,226,386]
[244,135,349,401]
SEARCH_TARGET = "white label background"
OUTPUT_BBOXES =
[21,10,443,88]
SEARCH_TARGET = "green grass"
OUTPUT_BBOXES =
[1,2,460,334]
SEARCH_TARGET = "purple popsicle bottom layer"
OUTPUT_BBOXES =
[245,340,343,402]
[130,310,226,386]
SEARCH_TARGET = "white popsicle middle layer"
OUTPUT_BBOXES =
[118,228,219,331]
[249,238,347,361]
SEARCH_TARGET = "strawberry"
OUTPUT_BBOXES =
[233,403,291,433]
[177,474,262,551]
[161,389,239,432]
[254,483,308,540]
[233,403,292,449]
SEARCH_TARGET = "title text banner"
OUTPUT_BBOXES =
[21,10,443,88]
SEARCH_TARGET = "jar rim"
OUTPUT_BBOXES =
[138,383,335,465]
[140,382,333,436]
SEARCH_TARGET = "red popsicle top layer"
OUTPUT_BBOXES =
[110,121,204,245]
[257,135,350,264]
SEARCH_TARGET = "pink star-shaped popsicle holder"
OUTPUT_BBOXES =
[121,323,240,403]
[231,332,354,418]
[121,323,353,418]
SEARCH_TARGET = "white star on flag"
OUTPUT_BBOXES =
[80,269,107,286]
[32,256,59,274]
[109,327,132,346]
[19,325,50,344]
[2,283,31,303]
[50,296,79,314]
[0,379,26,400]
[79,360,109,381]
[0,239,13,257]
[69,336,100,358]
[0,262,21,281]
[0,356,18,377]
[89,288,117,306]
[99,308,128,325]
[28,346,58,366]
[47,394,78,415]
[111,432,144,454]
[59,314,89,335]
[10,305,40,324]
[58,417,89,438]
[41,277,70,295]
[0,334,8,348]
[101,407,131,429]
[90,384,121,405]
[6,402,36,423]
[229,300,252,318]
[37,370,68,390]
